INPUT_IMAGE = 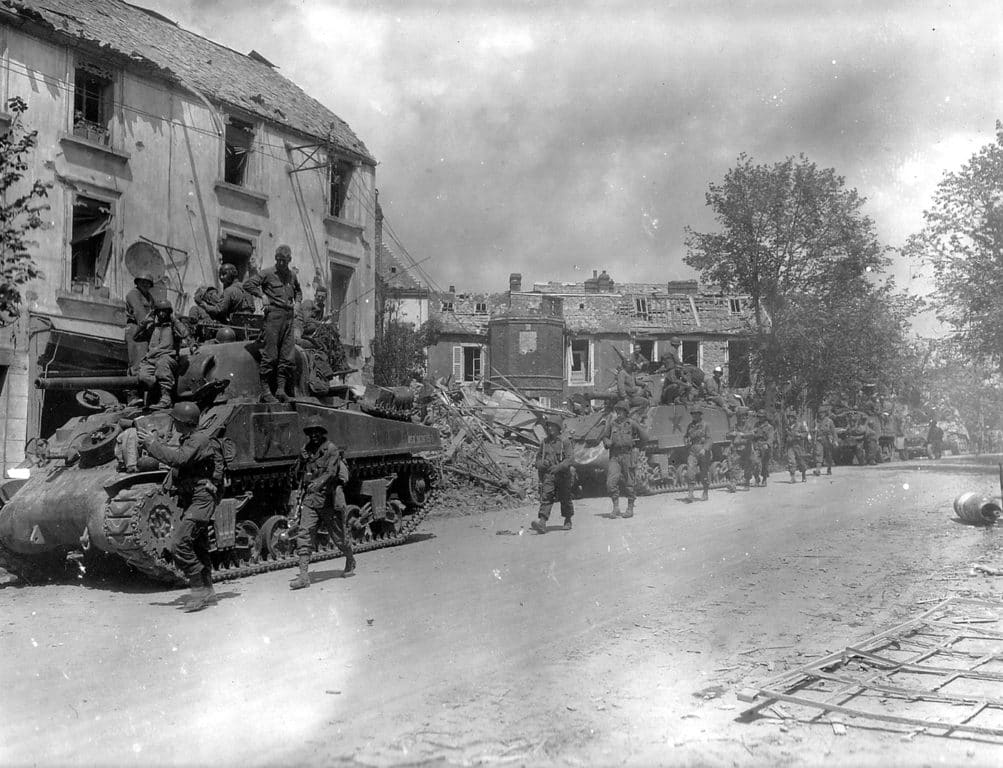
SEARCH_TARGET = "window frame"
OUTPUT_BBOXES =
[69,192,115,289]
[567,338,594,386]
[681,339,701,368]
[223,115,256,187]
[328,159,355,219]
[452,343,485,383]
[729,298,742,315]
[72,60,115,147]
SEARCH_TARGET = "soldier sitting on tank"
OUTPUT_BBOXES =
[530,415,575,534]
[132,299,195,410]
[188,286,223,327]
[658,356,692,404]
[702,366,731,408]
[137,402,222,612]
[289,417,355,589]
[615,359,650,413]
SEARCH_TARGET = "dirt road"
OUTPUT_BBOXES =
[3,460,1003,767]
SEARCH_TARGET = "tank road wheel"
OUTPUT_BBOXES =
[400,468,430,507]
[260,515,295,560]
[345,504,373,545]
[374,499,406,539]
[232,520,261,565]
[635,460,653,496]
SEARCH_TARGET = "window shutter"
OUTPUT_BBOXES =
[452,345,463,380]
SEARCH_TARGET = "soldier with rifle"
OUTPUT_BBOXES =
[753,410,775,486]
[530,414,576,533]
[785,411,810,483]
[684,406,712,501]
[812,405,837,476]
[725,406,759,491]
[601,400,645,518]
[289,417,355,589]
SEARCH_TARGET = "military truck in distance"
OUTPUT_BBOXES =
[0,340,440,584]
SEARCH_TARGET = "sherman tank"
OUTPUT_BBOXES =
[562,375,737,495]
[0,340,440,584]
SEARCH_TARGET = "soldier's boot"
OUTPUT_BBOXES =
[789,471,796,483]
[623,499,634,518]
[275,374,289,403]
[152,392,172,411]
[259,375,278,404]
[813,467,820,476]
[183,575,210,612]
[761,476,768,487]
[686,483,695,501]
[701,488,709,501]
[826,467,832,476]
[801,470,807,483]
[726,480,736,493]
[289,555,311,590]
[201,569,216,603]
[562,517,573,530]
[343,552,356,577]
[610,497,621,518]
[530,515,548,534]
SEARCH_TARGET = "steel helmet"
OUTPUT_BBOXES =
[153,298,173,312]
[215,326,237,343]
[171,401,201,425]
[713,366,723,374]
[134,271,155,286]
[219,263,238,279]
[544,414,563,429]
[613,399,630,413]
[302,416,327,435]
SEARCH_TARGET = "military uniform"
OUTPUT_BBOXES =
[813,410,837,475]
[616,367,650,410]
[534,430,575,527]
[786,417,810,482]
[244,262,302,399]
[685,415,712,500]
[144,428,223,587]
[133,313,190,409]
[753,415,775,486]
[725,411,759,490]
[293,440,355,574]
[603,408,644,517]
[200,283,255,324]
[124,286,156,371]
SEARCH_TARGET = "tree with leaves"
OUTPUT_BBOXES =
[685,153,916,410]
[903,122,1003,369]
[0,96,48,323]
[371,295,427,387]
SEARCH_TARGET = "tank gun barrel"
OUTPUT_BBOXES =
[35,375,139,391]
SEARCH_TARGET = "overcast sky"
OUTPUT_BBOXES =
[152,0,1001,320]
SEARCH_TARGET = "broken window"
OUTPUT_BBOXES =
[569,339,592,385]
[682,340,700,367]
[452,344,483,382]
[329,160,354,218]
[634,297,649,321]
[728,340,751,387]
[218,234,254,280]
[441,300,454,313]
[73,64,113,145]
[329,263,354,327]
[224,118,255,186]
[70,195,113,287]
[475,302,487,315]
[729,298,742,314]
[632,339,655,365]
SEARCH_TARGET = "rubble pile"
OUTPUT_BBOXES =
[421,381,564,515]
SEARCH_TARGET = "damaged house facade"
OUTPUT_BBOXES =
[426,270,755,408]
[0,0,377,476]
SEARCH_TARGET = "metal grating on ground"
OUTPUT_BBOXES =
[738,597,1003,738]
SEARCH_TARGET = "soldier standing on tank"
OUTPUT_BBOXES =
[685,406,712,501]
[753,410,775,486]
[530,415,575,533]
[124,272,158,404]
[244,245,302,403]
[785,411,810,483]
[137,402,222,612]
[602,400,644,518]
[133,299,193,410]
[812,405,837,476]
[289,418,355,589]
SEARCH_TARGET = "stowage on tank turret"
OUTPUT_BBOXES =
[0,340,441,584]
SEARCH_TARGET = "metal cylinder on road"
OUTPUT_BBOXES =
[953,492,1001,525]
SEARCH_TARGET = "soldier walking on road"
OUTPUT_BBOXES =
[530,415,575,533]
[289,417,355,589]
[927,419,944,460]
[859,415,879,465]
[685,407,712,501]
[602,400,644,518]
[813,405,837,476]
[244,245,302,403]
[753,411,774,486]
[786,411,809,483]
[725,406,759,491]
[137,403,222,612]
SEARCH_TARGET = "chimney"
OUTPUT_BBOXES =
[448,285,455,294]
[593,270,598,278]
[509,273,522,292]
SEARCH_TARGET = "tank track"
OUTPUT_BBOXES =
[100,455,438,586]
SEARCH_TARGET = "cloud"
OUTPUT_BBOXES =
[150,1,1003,300]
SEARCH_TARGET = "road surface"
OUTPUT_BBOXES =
[2,459,1002,767]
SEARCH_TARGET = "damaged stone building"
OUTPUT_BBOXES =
[423,270,756,407]
[0,0,378,476]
